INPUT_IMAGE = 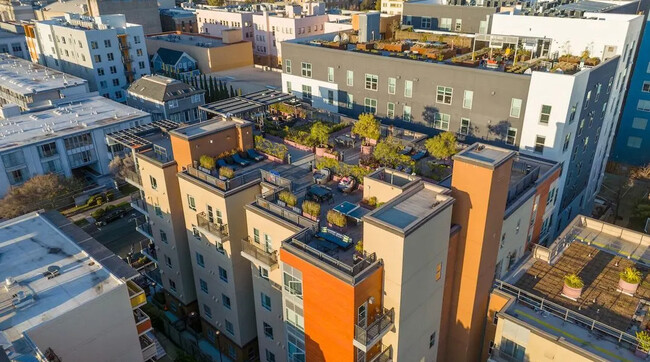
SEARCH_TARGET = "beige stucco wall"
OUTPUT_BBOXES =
[362,177,407,204]
[496,197,535,279]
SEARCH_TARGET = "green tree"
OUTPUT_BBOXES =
[0,174,84,218]
[360,0,375,10]
[425,132,458,160]
[208,76,216,102]
[373,136,410,167]
[206,0,224,5]
[352,113,381,144]
[310,122,330,146]
[375,0,381,11]
[230,85,236,98]
[198,75,205,92]
[237,88,242,96]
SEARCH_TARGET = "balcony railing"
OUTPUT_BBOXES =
[124,169,142,187]
[135,221,154,240]
[140,334,157,361]
[127,280,146,309]
[130,192,148,214]
[196,212,229,240]
[353,308,394,352]
[241,236,278,269]
[134,308,153,335]
[369,345,393,362]
[185,164,260,192]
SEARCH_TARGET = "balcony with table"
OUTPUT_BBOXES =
[241,236,278,270]
[196,212,229,241]
[353,308,394,352]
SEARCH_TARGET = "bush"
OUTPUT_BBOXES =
[425,132,458,160]
[302,200,321,217]
[86,194,105,206]
[564,273,584,288]
[219,167,235,179]
[255,135,288,160]
[91,208,106,219]
[365,196,377,207]
[352,113,381,143]
[327,210,347,228]
[106,191,114,201]
[200,155,216,170]
[316,157,340,171]
[278,190,297,207]
[620,267,642,284]
[638,330,650,352]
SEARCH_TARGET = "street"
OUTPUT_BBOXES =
[79,209,149,258]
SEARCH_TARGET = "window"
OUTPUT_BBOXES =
[112,78,120,86]
[104,39,111,48]
[506,128,517,145]
[365,74,378,91]
[583,136,589,150]
[534,135,545,153]
[584,90,591,109]
[578,118,585,136]
[266,350,276,362]
[134,36,141,44]
[628,136,642,148]
[346,93,354,109]
[41,159,62,174]
[301,62,312,77]
[192,225,200,238]
[200,278,208,293]
[435,263,442,281]
[261,293,272,311]
[326,90,334,105]
[347,70,353,86]
[107,53,114,61]
[327,67,334,82]
[283,266,303,298]
[263,322,274,339]
[388,77,396,94]
[187,195,196,210]
[463,90,473,109]
[433,113,450,130]
[429,332,436,348]
[196,252,205,267]
[164,255,172,268]
[99,80,107,89]
[97,68,105,76]
[38,142,58,158]
[460,118,470,135]
[364,98,377,114]
[94,54,101,63]
[539,105,552,124]
[150,176,157,189]
[638,100,650,112]
[563,133,571,152]
[301,85,312,101]
[91,41,98,49]
[169,279,176,292]
[455,19,462,32]
[110,65,117,74]
[403,105,412,122]
[222,294,231,309]
[285,59,291,73]
[225,320,234,335]
[632,117,648,130]
[136,49,143,57]
[510,98,522,118]
[286,81,292,93]
[569,104,577,123]
[219,267,228,282]
[154,205,162,217]
[259,266,269,279]
[500,337,526,361]
[203,304,212,319]
[404,80,413,98]
[387,102,395,118]
[421,17,432,29]
[436,86,452,105]
[643,81,650,93]
[440,18,452,30]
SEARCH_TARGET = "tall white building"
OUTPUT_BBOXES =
[27,13,151,103]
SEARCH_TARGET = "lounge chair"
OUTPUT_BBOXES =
[232,153,251,167]
[217,159,228,168]
[247,149,265,161]
[411,150,427,161]
[337,176,356,193]
[313,168,331,185]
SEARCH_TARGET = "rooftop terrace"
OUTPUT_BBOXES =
[0,95,149,151]
[0,54,86,96]
[171,117,252,139]
[147,32,237,48]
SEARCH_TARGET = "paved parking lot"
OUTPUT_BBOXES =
[79,209,149,258]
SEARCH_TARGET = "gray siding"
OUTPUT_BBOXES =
[402,3,495,33]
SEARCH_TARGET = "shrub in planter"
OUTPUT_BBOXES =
[327,210,347,228]
[619,266,642,295]
[637,331,650,356]
[219,167,235,179]
[562,273,584,299]
[302,200,321,218]
[200,155,216,170]
[279,190,298,207]
[366,196,377,207]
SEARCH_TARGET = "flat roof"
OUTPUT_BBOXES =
[0,54,87,96]
[147,32,231,48]
[0,95,150,152]
[0,212,123,354]
[453,143,516,169]
[201,89,294,117]
[171,117,251,139]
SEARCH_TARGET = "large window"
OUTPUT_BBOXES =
[285,59,292,73]
[539,105,552,124]
[283,266,303,299]
[364,98,377,114]
[388,77,396,94]
[421,17,432,29]
[387,102,395,118]
[436,86,452,105]
[463,90,473,109]
[38,142,58,158]
[404,80,413,98]
[403,105,412,122]
[440,18,452,30]
[500,338,526,361]
[510,98,522,118]
[64,132,93,150]
[365,74,378,91]
[460,118,470,135]
[301,85,312,101]
[327,67,334,82]
[534,135,545,153]
[506,128,517,145]
[433,113,450,130]
[300,62,312,78]
[347,70,354,86]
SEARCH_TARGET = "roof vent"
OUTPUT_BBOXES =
[44,265,61,279]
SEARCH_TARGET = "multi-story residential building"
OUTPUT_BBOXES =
[484,214,650,361]
[127,75,205,123]
[0,0,32,22]
[87,0,162,34]
[611,17,650,167]
[145,31,254,73]
[402,0,496,33]
[0,210,159,361]
[380,0,406,16]
[151,48,201,78]
[0,22,27,59]
[0,53,88,111]
[281,10,642,238]
[0,93,151,196]
[160,7,198,33]
[26,13,151,103]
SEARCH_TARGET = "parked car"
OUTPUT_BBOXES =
[95,208,128,226]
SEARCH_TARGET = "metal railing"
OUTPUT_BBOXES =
[124,169,142,186]
[494,280,640,351]
[135,220,153,239]
[196,212,229,239]
[254,194,317,228]
[241,236,278,267]
[354,308,394,347]
[369,345,393,362]
[185,164,260,192]
[130,192,148,213]
[489,348,523,362]
[507,162,540,205]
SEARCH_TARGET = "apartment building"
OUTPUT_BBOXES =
[160,7,198,33]
[402,0,496,33]
[0,210,158,361]
[0,0,32,22]
[127,75,205,123]
[87,0,162,34]
[0,22,27,59]
[0,93,151,196]
[484,214,650,361]
[26,13,151,103]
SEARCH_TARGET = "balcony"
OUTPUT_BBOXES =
[240,236,278,270]
[369,345,393,362]
[196,212,229,241]
[124,169,143,188]
[135,220,154,240]
[127,280,146,309]
[353,308,394,352]
[130,192,148,215]
[119,43,131,50]
[140,333,157,361]
[134,308,153,335]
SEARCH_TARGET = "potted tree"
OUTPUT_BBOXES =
[354,241,364,262]
[327,209,347,231]
[619,266,642,295]
[311,122,331,156]
[637,330,650,357]
[425,132,458,164]
[562,273,584,300]
[352,113,381,155]
[301,200,321,221]
[219,167,235,180]
[278,190,297,208]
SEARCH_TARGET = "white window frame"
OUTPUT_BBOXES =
[436,86,452,105]
[510,98,522,118]
[463,90,473,109]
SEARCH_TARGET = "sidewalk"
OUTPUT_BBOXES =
[153,330,178,362]
[68,194,132,222]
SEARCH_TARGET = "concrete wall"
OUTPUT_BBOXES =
[402,3,495,33]
[88,0,162,34]
[496,196,534,279]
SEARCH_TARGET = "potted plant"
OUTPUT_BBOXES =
[354,241,364,262]
[619,266,642,295]
[311,122,331,156]
[301,200,321,220]
[278,190,297,207]
[637,331,650,357]
[327,209,347,230]
[352,113,380,155]
[219,167,234,180]
[199,155,216,171]
[562,273,584,299]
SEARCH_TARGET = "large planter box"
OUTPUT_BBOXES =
[356,43,375,51]
[361,145,374,155]
[257,151,285,164]
[562,283,582,300]
[284,139,314,152]
[618,278,639,295]
[381,43,408,52]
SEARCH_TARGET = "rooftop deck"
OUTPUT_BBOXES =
[147,32,237,48]
[171,117,251,139]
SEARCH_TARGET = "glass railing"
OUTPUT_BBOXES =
[354,308,394,347]
[241,236,278,267]
[196,212,229,240]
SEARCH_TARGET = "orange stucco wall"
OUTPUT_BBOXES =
[280,249,383,361]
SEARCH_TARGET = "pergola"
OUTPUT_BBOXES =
[199,89,295,124]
